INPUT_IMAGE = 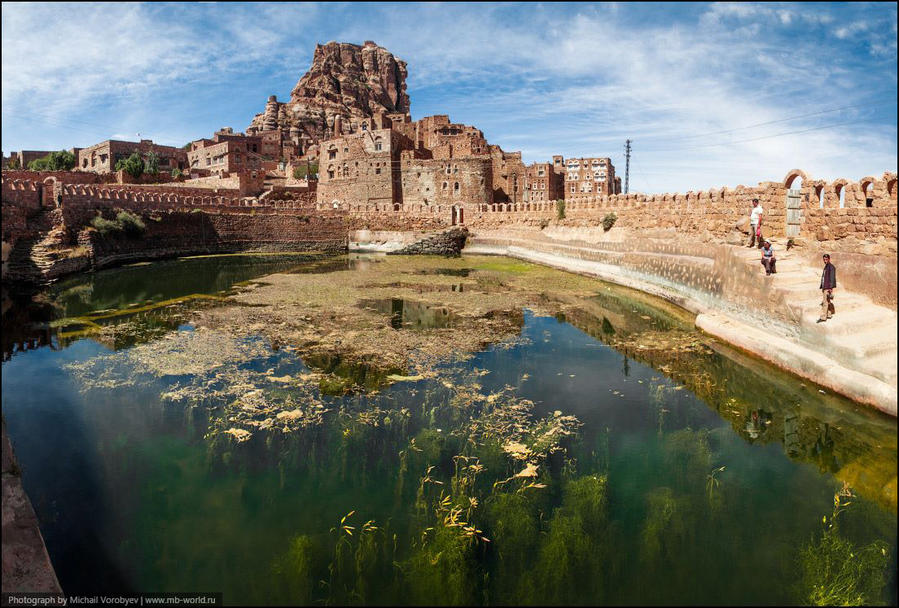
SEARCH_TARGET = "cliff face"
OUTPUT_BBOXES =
[248,41,410,155]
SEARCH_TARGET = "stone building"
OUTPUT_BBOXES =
[524,156,564,202]
[78,140,187,174]
[317,114,498,214]
[563,157,619,198]
[317,126,413,208]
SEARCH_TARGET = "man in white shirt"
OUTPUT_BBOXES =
[748,198,764,248]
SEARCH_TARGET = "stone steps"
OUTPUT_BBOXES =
[730,242,897,389]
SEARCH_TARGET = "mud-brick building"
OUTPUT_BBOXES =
[400,153,493,212]
[188,129,266,177]
[78,139,187,174]
[317,125,414,208]
[524,156,565,202]
[564,157,620,198]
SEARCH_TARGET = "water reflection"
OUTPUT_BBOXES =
[358,298,458,329]
[1,254,895,605]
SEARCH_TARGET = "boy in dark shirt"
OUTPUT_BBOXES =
[817,254,836,322]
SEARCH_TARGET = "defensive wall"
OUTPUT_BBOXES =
[1,174,337,283]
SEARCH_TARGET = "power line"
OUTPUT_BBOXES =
[641,119,857,153]
[642,100,891,144]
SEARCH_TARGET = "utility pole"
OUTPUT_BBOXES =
[624,139,631,194]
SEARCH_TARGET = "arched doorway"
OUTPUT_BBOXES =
[784,171,805,238]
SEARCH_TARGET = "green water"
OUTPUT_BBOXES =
[2,253,896,605]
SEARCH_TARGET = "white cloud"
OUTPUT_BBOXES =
[2,2,895,193]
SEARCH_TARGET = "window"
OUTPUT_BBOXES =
[570,184,575,193]
[328,149,336,160]
[442,182,448,190]
[454,182,459,191]
[375,168,381,175]
[375,142,382,151]
[538,169,545,176]
[327,170,335,179]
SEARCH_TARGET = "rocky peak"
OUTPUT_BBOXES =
[247,41,410,157]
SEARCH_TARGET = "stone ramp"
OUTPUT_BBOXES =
[464,230,897,415]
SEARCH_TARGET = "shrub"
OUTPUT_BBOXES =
[90,214,123,236]
[116,211,146,236]
[7,156,21,169]
[171,168,181,179]
[556,199,566,220]
[27,157,50,171]
[144,151,160,176]
[115,152,144,179]
[602,212,617,231]
[26,150,75,171]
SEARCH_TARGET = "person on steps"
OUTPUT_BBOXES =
[760,240,776,275]
[817,254,836,323]
[748,198,764,248]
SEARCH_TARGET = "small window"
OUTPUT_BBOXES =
[328,149,337,160]
[375,168,381,175]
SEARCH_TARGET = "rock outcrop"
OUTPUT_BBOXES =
[248,41,410,156]
[388,228,469,257]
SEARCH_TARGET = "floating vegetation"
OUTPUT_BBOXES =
[8,253,894,606]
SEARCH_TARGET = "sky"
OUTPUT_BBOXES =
[2,2,896,194]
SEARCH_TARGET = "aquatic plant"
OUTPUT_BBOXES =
[800,482,891,606]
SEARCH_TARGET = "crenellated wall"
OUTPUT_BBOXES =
[3,169,895,284]
[459,170,897,254]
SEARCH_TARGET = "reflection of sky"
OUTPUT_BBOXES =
[472,311,723,436]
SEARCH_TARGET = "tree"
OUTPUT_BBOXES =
[27,157,50,171]
[7,156,21,169]
[47,150,76,170]
[144,151,160,175]
[26,150,75,171]
[115,152,144,179]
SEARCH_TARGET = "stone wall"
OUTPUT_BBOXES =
[85,210,348,270]
[461,170,897,254]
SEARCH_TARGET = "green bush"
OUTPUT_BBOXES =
[292,163,319,179]
[144,151,160,176]
[7,156,21,169]
[90,214,123,236]
[116,211,146,236]
[171,168,181,179]
[27,157,49,171]
[26,150,75,171]
[556,199,566,220]
[90,211,145,237]
[115,152,144,179]
[602,212,617,231]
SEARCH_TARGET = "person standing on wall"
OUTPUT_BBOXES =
[817,254,836,323]
[747,198,764,248]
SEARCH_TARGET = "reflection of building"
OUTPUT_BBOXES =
[78,139,187,174]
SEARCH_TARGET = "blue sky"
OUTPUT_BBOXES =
[2,2,896,193]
